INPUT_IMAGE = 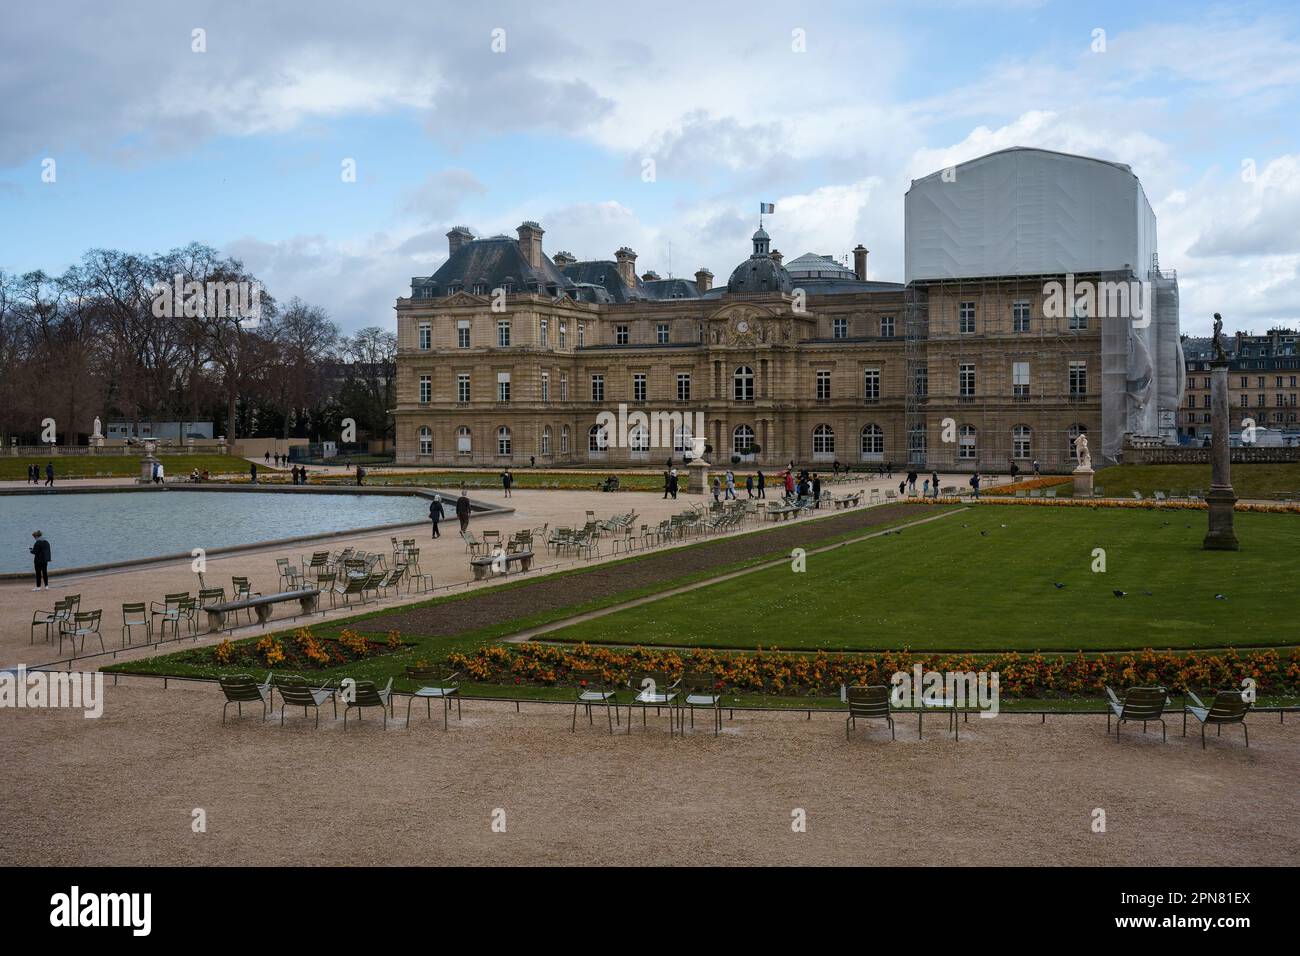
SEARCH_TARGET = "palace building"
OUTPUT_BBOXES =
[393,148,1184,472]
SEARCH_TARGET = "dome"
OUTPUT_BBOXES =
[785,252,857,281]
[727,253,794,294]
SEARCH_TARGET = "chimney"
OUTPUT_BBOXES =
[552,250,576,269]
[517,221,545,270]
[447,226,474,257]
[615,247,637,287]
[695,268,713,294]
[770,249,784,267]
[853,245,868,281]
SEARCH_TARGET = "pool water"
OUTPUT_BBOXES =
[0,491,431,572]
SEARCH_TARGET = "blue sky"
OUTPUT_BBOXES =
[2,0,1299,334]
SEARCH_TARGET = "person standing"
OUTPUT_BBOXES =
[30,531,51,591]
[969,472,981,499]
[756,470,766,500]
[922,478,930,497]
[156,462,165,484]
[1010,461,1020,482]
[356,464,364,486]
[812,473,822,507]
[668,469,678,500]
[662,469,671,499]
[502,469,513,498]
[906,470,917,496]
[711,477,721,503]
[745,473,754,498]
[264,451,270,465]
[1032,459,1040,478]
[45,461,54,487]
[250,461,258,484]
[783,469,794,498]
[456,488,471,533]
[429,495,445,538]
[724,470,736,500]
[931,470,940,498]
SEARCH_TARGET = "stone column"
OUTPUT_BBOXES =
[1202,356,1239,550]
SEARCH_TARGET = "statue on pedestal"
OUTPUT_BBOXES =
[1072,433,1091,471]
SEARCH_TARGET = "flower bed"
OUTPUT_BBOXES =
[179,627,406,671]
[984,476,1074,496]
[448,642,1300,698]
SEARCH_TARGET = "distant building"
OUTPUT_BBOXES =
[393,148,1184,471]
[105,421,213,441]
[1180,328,1300,440]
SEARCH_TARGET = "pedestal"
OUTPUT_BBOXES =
[686,459,711,495]
[140,455,160,484]
[1072,467,1094,498]
[1203,489,1240,550]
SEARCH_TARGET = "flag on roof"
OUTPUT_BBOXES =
[759,202,775,214]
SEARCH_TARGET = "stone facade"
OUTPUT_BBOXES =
[1180,328,1300,440]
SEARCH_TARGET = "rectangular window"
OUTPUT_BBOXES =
[418,322,431,350]
[1240,376,1248,388]
[578,323,585,348]
[616,325,629,345]
[816,369,831,401]
[1069,300,1088,331]
[457,373,470,403]
[591,374,604,402]
[1013,361,1030,397]
[541,371,550,403]
[677,373,691,402]
[1012,300,1030,333]
[656,323,669,344]
[863,367,880,402]
[1069,361,1087,396]
[560,374,568,401]
[914,364,928,397]
[419,375,431,403]
[497,371,511,402]
[881,315,895,338]
[633,373,646,402]
[959,301,975,334]
[539,319,548,348]
[497,320,511,347]
[457,429,471,454]
[833,317,848,339]
[457,319,470,349]
[959,363,975,398]
[558,321,567,348]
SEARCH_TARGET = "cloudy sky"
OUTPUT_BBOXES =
[1,0,1297,334]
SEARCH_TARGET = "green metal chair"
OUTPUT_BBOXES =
[405,665,461,731]
[121,602,151,646]
[218,673,272,724]
[1105,685,1170,742]
[571,667,619,733]
[273,674,337,728]
[845,684,895,740]
[343,678,394,728]
[1183,688,1251,749]
[681,670,724,735]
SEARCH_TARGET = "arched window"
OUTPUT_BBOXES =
[1012,424,1032,459]
[588,423,608,455]
[541,425,552,457]
[733,365,754,402]
[496,426,511,456]
[812,424,835,460]
[1068,423,1088,460]
[456,426,472,455]
[629,423,649,454]
[733,424,755,460]
[958,424,977,460]
[674,424,694,454]
[560,425,570,454]
[860,424,883,460]
[418,426,432,456]
[908,425,927,464]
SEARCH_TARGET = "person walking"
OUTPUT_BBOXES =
[662,469,671,499]
[156,462,164,484]
[756,470,766,499]
[898,478,906,496]
[812,473,822,507]
[429,495,445,538]
[30,531,51,591]
[783,469,794,498]
[931,469,940,497]
[906,469,917,496]
[969,472,981,499]
[44,461,54,487]
[668,469,678,500]
[1031,459,1040,478]
[923,478,930,497]
[355,465,365,486]
[1010,461,1020,482]
[724,470,735,500]
[27,464,34,484]
[456,489,471,533]
[501,469,513,498]
[250,461,258,484]
[711,477,721,504]
[264,451,270,465]
[745,473,754,498]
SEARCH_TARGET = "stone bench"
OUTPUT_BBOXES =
[832,493,862,509]
[765,506,800,521]
[204,588,321,633]
[470,549,535,580]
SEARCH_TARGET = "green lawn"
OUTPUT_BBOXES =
[1087,462,1300,500]
[544,506,1300,652]
[0,453,272,481]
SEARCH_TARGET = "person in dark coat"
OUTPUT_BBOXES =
[662,470,671,499]
[812,474,822,507]
[745,473,754,498]
[455,489,471,532]
[931,470,940,497]
[355,465,364,486]
[429,495,445,538]
[668,469,678,500]
[756,470,766,499]
[44,461,54,487]
[30,531,51,591]
[501,469,513,498]
[250,462,258,484]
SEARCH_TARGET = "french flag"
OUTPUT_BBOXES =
[759,202,775,214]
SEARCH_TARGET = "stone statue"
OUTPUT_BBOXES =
[92,416,102,438]
[1073,433,1091,471]
[1212,312,1227,362]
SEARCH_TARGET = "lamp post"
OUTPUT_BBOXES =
[1203,313,1239,551]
